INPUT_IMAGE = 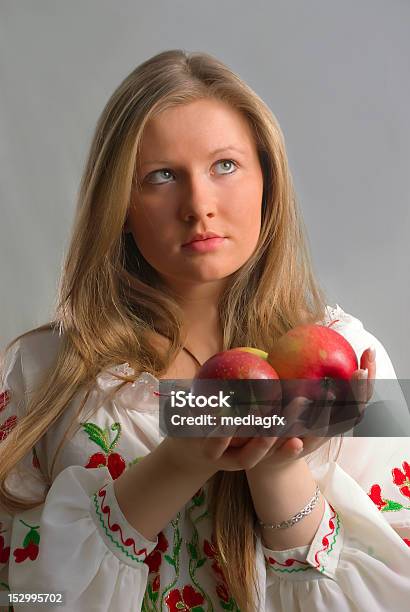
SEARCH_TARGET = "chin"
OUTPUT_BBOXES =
[189,269,241,283]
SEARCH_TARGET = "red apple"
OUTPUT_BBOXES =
[267,324,358,404]
[196,348,277,379]
[192,349,281,446]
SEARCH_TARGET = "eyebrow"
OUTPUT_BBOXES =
[140,145,247,168]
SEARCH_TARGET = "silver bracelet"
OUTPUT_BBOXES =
[257,484,321,530]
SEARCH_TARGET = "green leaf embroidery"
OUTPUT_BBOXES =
[174,534,182,556]
[0,581,10,590]
[164,553,176,568]
[192,491,205,506]
[23,529,40,547]
[103,427,111,444]
[81,422,109,452]
[382,499,404,511]
[147,582,159,603]
[196,557,206,568]
[108,422,121,451]
[188,542,198,560]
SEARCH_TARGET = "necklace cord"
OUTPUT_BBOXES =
[181,345,203,368]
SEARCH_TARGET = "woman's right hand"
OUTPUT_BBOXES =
[158,395,308,477]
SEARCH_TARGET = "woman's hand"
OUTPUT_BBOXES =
[161,347,376,476]
[246,346,377,473]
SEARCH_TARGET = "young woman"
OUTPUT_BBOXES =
[0,49,409,612]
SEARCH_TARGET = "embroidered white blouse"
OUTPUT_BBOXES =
[0,305,409,612]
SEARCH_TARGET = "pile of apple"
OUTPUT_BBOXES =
[192,323,358,446]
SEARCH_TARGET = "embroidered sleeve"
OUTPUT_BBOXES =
[261,496,343,581]
[1,340,49,602]
[90,474,158,568]
[5,465,158,610]
[367,454,410,547]
[1,341,159,611]
[263,457,410,611]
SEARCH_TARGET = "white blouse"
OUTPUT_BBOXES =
[0,304,409,611]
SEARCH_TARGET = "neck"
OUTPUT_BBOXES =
[162,278,227,358]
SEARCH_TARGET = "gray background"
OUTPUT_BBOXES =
[0,0,409,376]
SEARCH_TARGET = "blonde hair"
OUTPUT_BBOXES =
[0,49,339,611]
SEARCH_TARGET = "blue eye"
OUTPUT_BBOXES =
[215,159,237,174]
[145,159,238,185]
[147,169,173,184]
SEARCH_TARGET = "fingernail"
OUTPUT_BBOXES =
[369,346,376,362]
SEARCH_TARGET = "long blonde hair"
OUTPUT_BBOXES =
[0,49,337,610]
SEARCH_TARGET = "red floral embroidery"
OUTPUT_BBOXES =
[81,421,126,479]
[368,459,410,512]
[313,503,338,570]
[152,575,160,592]
[266,555,309,568]
[203,535,227,584]
[392,461,410,499]
[165,584,204,611]
[14,542,38,562]
[265,504,339,575]
[96,486,150,559]
[0,533,10,564]
[143,531,169,573]
[13,521,40,563]
[144,549,161,573]
[0,389,10,412]
[32,447,41,470]
[368,484,388,511]
[0,415,17,442]
[216,583,230,602]
[203,534,239,609]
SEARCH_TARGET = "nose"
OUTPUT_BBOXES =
[179,172,218,223]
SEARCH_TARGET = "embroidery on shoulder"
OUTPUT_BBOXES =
[81,420,126,480]
[0,389,18,443]
[0,415,17,442]
[0,521,11,565]
[13,520,40,563]
[368,460,410,512]
[0,390,11,412]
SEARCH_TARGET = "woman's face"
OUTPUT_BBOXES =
[126,98,264,291]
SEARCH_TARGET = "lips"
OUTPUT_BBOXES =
[182,237,226,253]
[183,232,223,246]
[190,237,215,244]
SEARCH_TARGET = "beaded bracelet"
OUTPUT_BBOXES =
[257,484,321,530]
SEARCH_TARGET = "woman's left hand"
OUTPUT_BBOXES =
[247,346,377,473]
